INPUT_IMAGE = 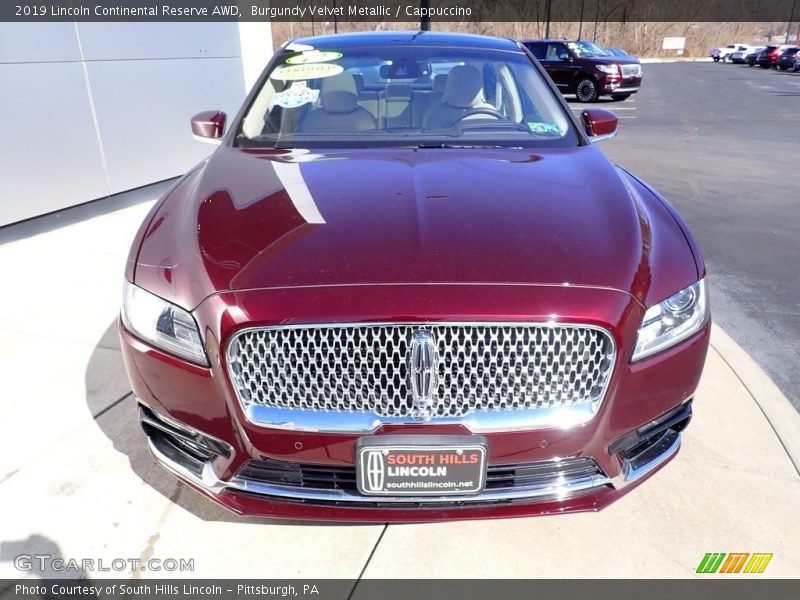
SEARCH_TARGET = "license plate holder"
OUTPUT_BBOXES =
[356,435,487,496]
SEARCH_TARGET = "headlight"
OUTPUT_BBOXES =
[597,64,619,75]
[122,281,209,366]
[632,279,709,362]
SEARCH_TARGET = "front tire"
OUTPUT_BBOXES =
[713,57,719,62]
[611,93,631,101]
[575,77,599,102]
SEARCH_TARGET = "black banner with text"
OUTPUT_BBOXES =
[1,1,798,22]
[2,580,800,600]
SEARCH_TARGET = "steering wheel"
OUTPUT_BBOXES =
[447,107,506,128]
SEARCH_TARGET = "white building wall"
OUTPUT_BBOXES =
[0,22,272,227]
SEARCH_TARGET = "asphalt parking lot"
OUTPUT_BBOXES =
[590,62,800,412]
[1,62,800,582]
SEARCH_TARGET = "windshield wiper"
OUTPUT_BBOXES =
[234,134,279,148]
[414,143,504,149]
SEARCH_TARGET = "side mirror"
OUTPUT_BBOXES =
[191,110,226,145]
[581,108,618,142]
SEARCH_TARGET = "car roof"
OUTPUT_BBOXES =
[288,31,521,52]
[521,38,578,43]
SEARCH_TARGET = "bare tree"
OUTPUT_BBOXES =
[270,19,783,58]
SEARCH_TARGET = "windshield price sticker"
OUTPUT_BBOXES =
[271,86,320,109]
[285,51,343,65]
[528,121,564,136]
[271,63,344,81]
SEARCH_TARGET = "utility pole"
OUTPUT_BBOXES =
[545,0,552,38]
[787,0,797,43]
[593,0,600,42]
[333,0,338,33]
[578,0,585,40]
[420,0,431,30]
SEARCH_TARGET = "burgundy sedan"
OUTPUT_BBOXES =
[120,32,710,522]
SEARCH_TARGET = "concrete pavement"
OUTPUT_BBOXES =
[1,185,799,579]
[600,62,800,412]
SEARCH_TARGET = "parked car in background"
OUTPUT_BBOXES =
[776,47,799,70]
[604,47,629,56]
[731,46,762,64]
[745,46,766,66]
[710,43,749,62]
[121,31,709,522]
[758,45,789,68]
[523,39,642,102]
[794,57,800,72]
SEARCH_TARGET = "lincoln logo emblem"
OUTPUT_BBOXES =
[365,450,385,491]
[409,329,438,419]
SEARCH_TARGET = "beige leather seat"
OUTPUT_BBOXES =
[300,73,376,133]
[422,65,495,129]
[383,83,413,129]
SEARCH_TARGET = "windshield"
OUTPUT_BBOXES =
[236,45,577,149]
[566,41,610,58]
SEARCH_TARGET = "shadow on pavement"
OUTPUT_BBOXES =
[565,96,624,105]
[0,179,176,245]
[0,534,89,582]
[85,320,349,527]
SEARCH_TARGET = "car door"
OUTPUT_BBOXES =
[540,42,578,91]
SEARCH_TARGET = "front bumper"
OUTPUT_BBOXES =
[141,400,690,520]
[120,284,709,521]
[602,75,642,95]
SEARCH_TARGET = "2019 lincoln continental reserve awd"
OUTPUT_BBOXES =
[120,32,710,521]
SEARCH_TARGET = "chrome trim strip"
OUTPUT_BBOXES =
[243,402,601,434]
[139,403,233,458]
[611,432,682,489]
[191,134,222,146]
[225,321,616,434]
[589,131,618,143]
[147,436,612,505]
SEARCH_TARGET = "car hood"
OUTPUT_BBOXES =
[135,145,697,309]
[596,56,640,65]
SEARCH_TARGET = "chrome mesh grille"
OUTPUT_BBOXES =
[227,323,615,419]
[621,64,642,77]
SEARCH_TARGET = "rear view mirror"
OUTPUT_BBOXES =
[191,110,226,145]
[581,109,618,142]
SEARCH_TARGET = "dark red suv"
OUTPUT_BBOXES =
[758,45,785,68]
[523,39,642,102]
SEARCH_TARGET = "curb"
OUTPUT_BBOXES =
[710,324,800,476]
[639,57,714,63]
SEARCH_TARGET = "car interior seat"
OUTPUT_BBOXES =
[422,65,495,129]
[300,73,377,133]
